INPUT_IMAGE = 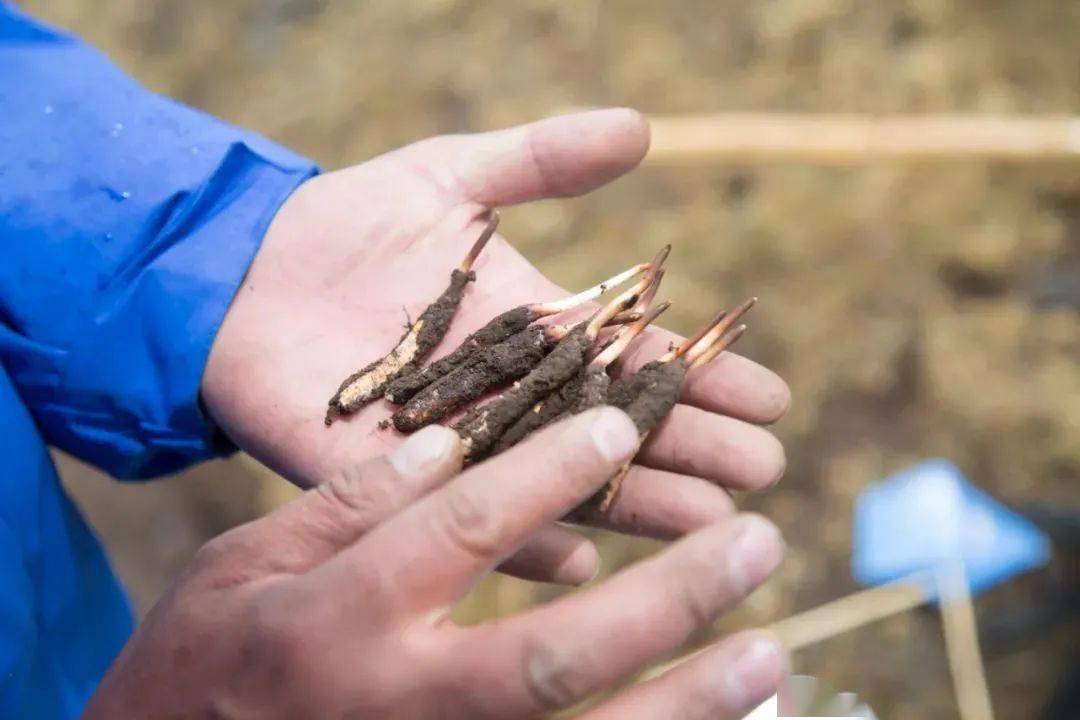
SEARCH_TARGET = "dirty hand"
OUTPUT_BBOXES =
[83,410,785,719]
[203,108,790,585]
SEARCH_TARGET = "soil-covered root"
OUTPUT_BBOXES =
[578,280,669,410]
[597,315,752,510]
[493,296,670,453]
[598,298,753,412]
[622,360,688,435]
[492,372,585,454]
[605,362,663,410]
[383,305,535,403]
[608,297,756,434]
[454,328,594,462]
[390,304,648,433]
[383,262,651,404]
[486,293,670,461]
[487,264,670,454]
[391,323,562,432]
[452,250,667,459]
[325,214,499,423]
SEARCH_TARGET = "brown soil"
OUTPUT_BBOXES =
[576,365,612,412]
[621,361,686,435]
[606,361,667,410]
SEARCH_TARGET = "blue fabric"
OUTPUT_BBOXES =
[0,4,318,716]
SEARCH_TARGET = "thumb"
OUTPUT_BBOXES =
[203,426,464,579]
[415,108,650,207]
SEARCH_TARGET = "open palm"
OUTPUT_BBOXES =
[202,109,789,583]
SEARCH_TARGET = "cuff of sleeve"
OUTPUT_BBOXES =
[38,144,318,479]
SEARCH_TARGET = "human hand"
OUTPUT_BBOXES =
[202,108,789,584]
[83,409,785,719]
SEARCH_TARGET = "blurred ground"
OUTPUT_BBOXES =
[23,1,1078,717]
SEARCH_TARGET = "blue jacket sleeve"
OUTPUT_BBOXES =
[0,5,319,479]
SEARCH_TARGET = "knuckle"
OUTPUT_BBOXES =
[185,525,273,591]
[521,128,555,191]
[676,685,731,720]
[188,527,244,575]
[676,580,719,631]
[673,549,726,629]
[316,464,397,526]
[189,535,228,572]
[439,487,505,561]
[520,635,593,711]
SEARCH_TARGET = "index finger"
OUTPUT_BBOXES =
[303,407,640,619]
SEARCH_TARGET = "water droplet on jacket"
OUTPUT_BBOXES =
[43,105,54,115]
[104,233,113,242]
[110,123,124,138]
[103,186,133,202]
[190,146,200,155]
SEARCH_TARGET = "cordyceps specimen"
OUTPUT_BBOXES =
[492,272,670,454]
[325,214,500,424]
[453,248,669,463]
[593,297,756,510]
[383,262,652,405]
[391,316,630,432]
[391,246,669,432]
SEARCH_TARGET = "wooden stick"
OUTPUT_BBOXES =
[640,573,931,681]
[937,563,995,720]
[767,574,930,651]
[646,113,1080,164]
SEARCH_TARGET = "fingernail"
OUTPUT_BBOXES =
[583,408,638,464]
[724,635,784,709]
[727,515,784,595]
[389,425,459,477]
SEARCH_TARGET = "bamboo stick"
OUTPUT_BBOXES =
[937,563,995,720]
[767,574,930,651]
[640,573,931,681]
[639,566,994,720]
[646,113,1080,164]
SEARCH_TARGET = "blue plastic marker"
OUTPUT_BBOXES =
[852,459,1052,598]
